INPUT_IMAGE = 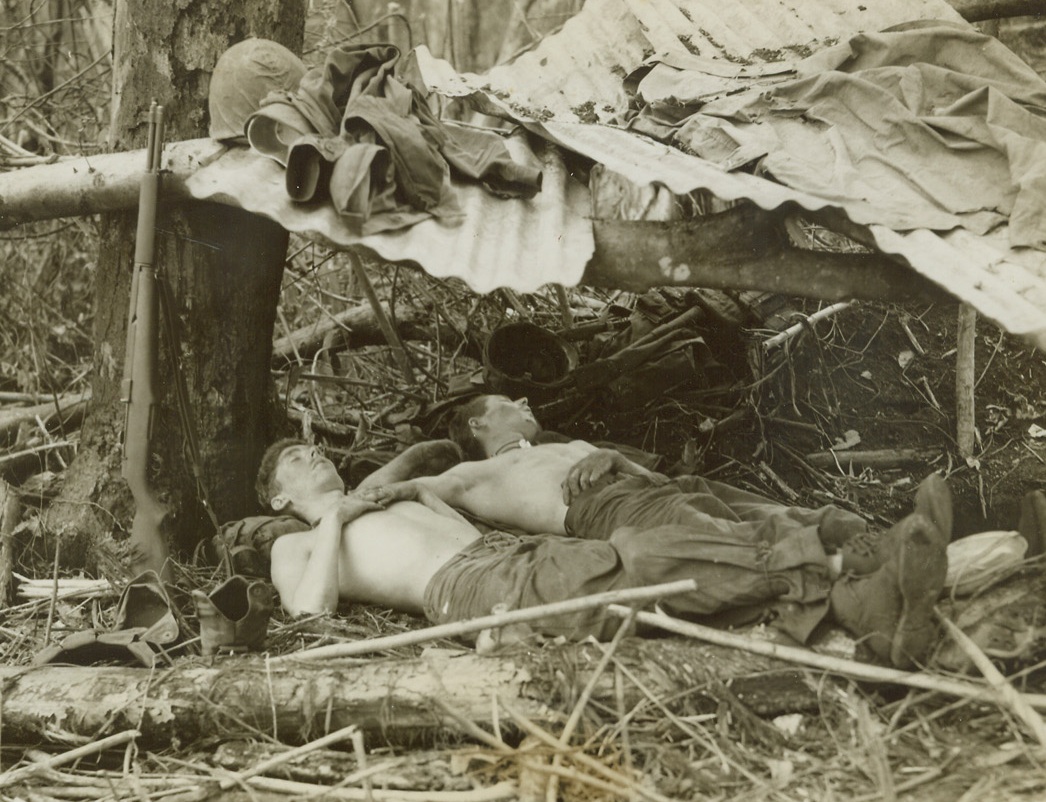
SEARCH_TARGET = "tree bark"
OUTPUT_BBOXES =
[42,0,307,571]
[0,637,821,748]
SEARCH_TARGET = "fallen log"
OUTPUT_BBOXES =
[0,393,89,444]
[0,637,832,749]
[804,447,942,471]
[272,303,425,364]
[0,139,208,229]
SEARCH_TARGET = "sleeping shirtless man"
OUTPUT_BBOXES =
[361,395,952,575]
[260,426,950,668]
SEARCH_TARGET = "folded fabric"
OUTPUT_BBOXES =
[285,133,349,202]
[342,88,448,211]
[243,40,540,234]
[246,99,317,166]
[329,141,397,229]
[441,123,543,199]
[293,43,403,136]
[655,21,1046,247]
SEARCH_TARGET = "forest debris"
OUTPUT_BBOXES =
[348,249,416,383]
[0,441,76,482]
[499,696,673,802]
[275,579,699,662]
[761,301,851,352]
[898,312,927,355]
[213,741,485,791]
[935,610,1046,750]
[196,723,372,798]
[0,393,88,443]
[0,729,139,788]
[13,574,112,598]
[609,605,1046,711]
[240,774,519,801]
[272,301,425,364]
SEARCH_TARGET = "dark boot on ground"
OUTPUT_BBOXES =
[838,473,953,575]
[829,511,948,668]
[192,575,274,656]
[1018,489,1046,558]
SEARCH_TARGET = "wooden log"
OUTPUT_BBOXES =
[0,480,20,605]
[804,447,942,471]
[0,139,209,230]
[272,303,425,364]
[586,215,948,305]
[0,393,89,443]
[0,637,829,749]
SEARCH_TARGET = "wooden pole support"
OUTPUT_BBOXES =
[956,303,977,460]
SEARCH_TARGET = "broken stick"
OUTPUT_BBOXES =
[275,579,699,662]
[609,605,1046,711]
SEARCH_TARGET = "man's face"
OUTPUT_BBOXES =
[472,395,541,440]
[271,443,345,509]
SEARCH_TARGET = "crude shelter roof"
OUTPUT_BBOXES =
[186,0,1046,349]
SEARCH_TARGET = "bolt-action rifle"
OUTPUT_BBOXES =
[120,102,170,578]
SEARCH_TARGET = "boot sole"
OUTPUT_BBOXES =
[890,515,948,668]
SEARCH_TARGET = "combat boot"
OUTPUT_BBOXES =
[1018,489,1046,557]
[837,473,953,576]
[193,575,274,657]
[829,511,947,668]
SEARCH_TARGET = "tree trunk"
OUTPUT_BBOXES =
[42,0,308,573]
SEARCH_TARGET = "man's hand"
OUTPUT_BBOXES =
[356,481,418,508]
[325,494,386,527]
[562,448,668,505]
[358,481,472,525]
[562,449,627,504]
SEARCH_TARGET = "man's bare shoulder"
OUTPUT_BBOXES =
[536,439,597,452]
[270,527,313,558]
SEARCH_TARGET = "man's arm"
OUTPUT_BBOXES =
[359,472,474,522]
[359,462,478,507]
[562,446,667,504]
[270,496,383,616]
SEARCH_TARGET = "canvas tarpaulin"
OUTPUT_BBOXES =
[628,21,1046,249]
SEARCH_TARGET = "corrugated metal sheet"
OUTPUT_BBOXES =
[410,0,1046,348]
[186,134,593,294]
[189,0,1046,347]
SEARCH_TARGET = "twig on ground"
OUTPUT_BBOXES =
[276,579,698,662]
[935,608,1046,751]
[0,729,139,788]
[610,606,1046,711]
[499,696,673,802]
[547,612,635,801]
[762,302,851,352]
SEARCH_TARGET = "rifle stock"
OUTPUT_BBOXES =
[120,103,170,577]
